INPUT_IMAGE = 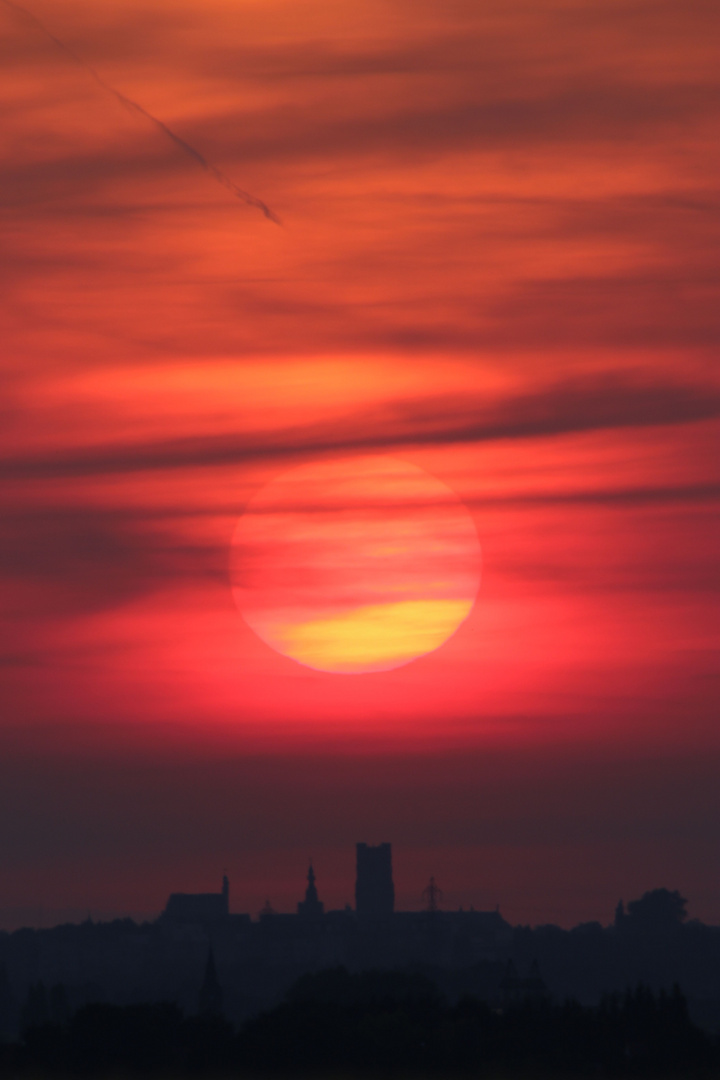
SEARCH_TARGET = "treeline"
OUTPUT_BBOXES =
[0,968,716,1076]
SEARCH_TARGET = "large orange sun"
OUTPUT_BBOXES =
[230,455,481,673]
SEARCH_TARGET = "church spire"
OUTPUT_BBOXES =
[198,948,223,1015]
[306,862,318,903]
[297,861,324,919]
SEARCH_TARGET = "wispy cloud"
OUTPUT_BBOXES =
[1,372,717,480]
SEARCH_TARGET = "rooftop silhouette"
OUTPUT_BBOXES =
[0,843,718,1048]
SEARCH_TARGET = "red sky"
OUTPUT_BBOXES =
[1,0,719,929]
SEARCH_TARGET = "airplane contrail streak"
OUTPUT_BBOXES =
[2,0,281,224]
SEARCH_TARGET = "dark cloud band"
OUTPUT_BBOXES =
[1,373,718,480]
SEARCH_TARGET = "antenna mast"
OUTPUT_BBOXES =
[422,876,443,913]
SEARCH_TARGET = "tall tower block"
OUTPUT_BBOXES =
[355,842,394,920]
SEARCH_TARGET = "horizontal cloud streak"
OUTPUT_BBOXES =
[1,374,717,480]
[1,480,717,623]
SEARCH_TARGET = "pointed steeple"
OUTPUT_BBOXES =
[198,948,223,1015]
[297,861,324,919]
[306,863,319,903]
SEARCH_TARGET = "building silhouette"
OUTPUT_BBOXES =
[163,874,229,924]
[198,949,223,1015]
[355,842,394,921]
[297,863,324,920]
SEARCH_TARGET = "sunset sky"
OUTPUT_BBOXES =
[1,0,719,930]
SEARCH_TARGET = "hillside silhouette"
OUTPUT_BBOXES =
[4,970,715,1076]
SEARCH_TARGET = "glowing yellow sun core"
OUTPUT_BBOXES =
[230,455,481,673]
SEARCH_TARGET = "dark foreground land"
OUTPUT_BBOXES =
[2,968,719,1077]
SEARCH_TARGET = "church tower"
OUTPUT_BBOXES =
[355,842,394,921]
[297,863,324,919]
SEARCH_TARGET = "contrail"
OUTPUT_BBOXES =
[2,0,280,224]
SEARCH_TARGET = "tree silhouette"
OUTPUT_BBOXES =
[626,889,688,928]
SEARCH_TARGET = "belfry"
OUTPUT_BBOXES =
[297,862,324,919]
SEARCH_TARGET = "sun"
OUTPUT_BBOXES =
[230,455,481,674]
